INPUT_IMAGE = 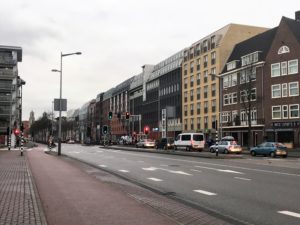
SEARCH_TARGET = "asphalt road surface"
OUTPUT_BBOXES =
[53,144,300,225]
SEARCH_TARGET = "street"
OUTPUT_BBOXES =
[58,144,300,225]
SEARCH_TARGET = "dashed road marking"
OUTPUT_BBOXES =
[119,170,129,173]
[99,165,107,168]
[191,169,202,173]
[142,167,192,176]
[218,169,244,174]
[148,178,163,182]
[234,177,251,181]
[278,210,300,218]
[194,189,217,196]
[142,167,158,171]
[169,170,192,176]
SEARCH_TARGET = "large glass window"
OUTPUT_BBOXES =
[289,82,299,96]
[271,63,280,77]
[290,104,299,118]
[272,106,281,119]
[281,62,287,75]
[282,83,288,97]
[272,84,281,98]
[288,59,298,74]
[282,105,288,119]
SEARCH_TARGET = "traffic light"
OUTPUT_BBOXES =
[14,129,20,136]
[144,126,149,135]
[108,111,113,120]
[102,125,108,135]
[125,112,130,120]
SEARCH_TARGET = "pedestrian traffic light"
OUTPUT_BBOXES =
[125,112,130,120]
[108,111,113,120]
[102,125,108,135]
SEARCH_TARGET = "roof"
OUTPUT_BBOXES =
[0,45,22,61]
[221,27,278,74]
[282,16,300,43]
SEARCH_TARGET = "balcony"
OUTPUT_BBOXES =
[0,69,14,78]
[0,84,15,91]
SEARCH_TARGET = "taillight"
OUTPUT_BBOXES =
[191,140,195,145]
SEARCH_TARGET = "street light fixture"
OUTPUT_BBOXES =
[52,51,81,156]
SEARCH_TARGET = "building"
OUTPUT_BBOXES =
[182,24,268,140]
[0,45,24,146]
[220,12,300,148]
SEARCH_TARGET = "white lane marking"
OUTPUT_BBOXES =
[148,178,163,182]
[119,170,129,173]
[278,210,300,218]
[142,167,192,176]
[194,189,217,196]
[169,170,192,176]
[234,177,251,181]
[195,166,243,174]
[97,150,103,153]
[142,167,158,171]
[218,169,244,174]
[69,151,80,154]
[99,165,107,168]
[102,150,300,177]
[191,169,202,173]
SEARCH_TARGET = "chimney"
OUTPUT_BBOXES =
[295,11,300,21]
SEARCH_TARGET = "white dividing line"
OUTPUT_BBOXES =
[191,169,202,173]
[119,170,129,173]
[194,189,217,196]
[142,167,192,176]
[218,169,244,174]
[195,166,243,174]
[278,210,300,218]
[234,177,251,181]
[169,170,192,176]
[148,178,163,182]
[142,167,158,171]
[99,165,107,168]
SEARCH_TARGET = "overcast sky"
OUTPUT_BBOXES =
[1,0,297,120]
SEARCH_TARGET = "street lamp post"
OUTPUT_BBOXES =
[52,51,81,156]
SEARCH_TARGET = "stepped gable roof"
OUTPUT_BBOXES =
[221,27,277,74]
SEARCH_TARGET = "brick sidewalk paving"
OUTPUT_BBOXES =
[0,150,46,225]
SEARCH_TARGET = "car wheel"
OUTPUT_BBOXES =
[209,148,214,153]
[282,155,287,158]
[224,149,229,154]
[250,151,256,156]
[270,152,276,158]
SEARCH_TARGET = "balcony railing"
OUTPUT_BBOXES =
[0,69,14,76]
[0,84,15,91]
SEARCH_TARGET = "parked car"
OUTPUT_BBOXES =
[67,139,75,144]
[221,136,236,141]
[209,140,242,154]
[250,142,288,158]
[174,133,205,151]
[156,137,174,150]
[136,139,156,148]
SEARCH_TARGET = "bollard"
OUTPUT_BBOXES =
[215,133,219,157]
[20,132,24,156]
[8,136,11,151]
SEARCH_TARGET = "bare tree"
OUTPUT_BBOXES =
[239,63,257,150]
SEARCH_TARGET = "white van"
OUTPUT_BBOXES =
[174,133,205,151]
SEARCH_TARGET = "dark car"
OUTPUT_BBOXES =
[156,138,174,150]
[250,142,288,158]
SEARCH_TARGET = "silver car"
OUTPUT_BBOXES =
[136,139,156,148]
[209,140,242,154]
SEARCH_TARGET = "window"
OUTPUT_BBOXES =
[290,104,299,118]
[197,102,201,114]
[272,106,281,119]
[211,52,216,65]
[272,84,281,98]
[184,64,188,75]
[197,73,201,85]
[289,82,299,96]
[190,104,194,116]
[203,40,208,52]
[288,59,298,74]
[204,101,208,114]
[282,105,288,119]
[190,90,194,101]
[211,68,216,81]
[197,88,201,100]
[271,63,280,77]
[211,99,216,113]
[184,119,188,130]
[196,59,201,70]
[224,94,229,105]
[190,75,194,87]
[211,84,216,97]
[204,86,208,98]
[197,117,201,129]
[232,92,238,104]
[204,55,208,68]
[282,83,288,97]
[190,61,194,73]
[227,61,236,71]
[184,91,188,102]
[281,62,287,75]
[241,52,259,66]
[184,105,188,116]
[211,36,216,49]
[184,78,188,89]
[204,70,208,83]
[190,118,194,130]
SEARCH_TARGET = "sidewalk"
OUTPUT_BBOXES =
[0,150,46,225]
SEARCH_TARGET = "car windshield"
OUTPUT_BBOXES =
[193,135,204,141]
